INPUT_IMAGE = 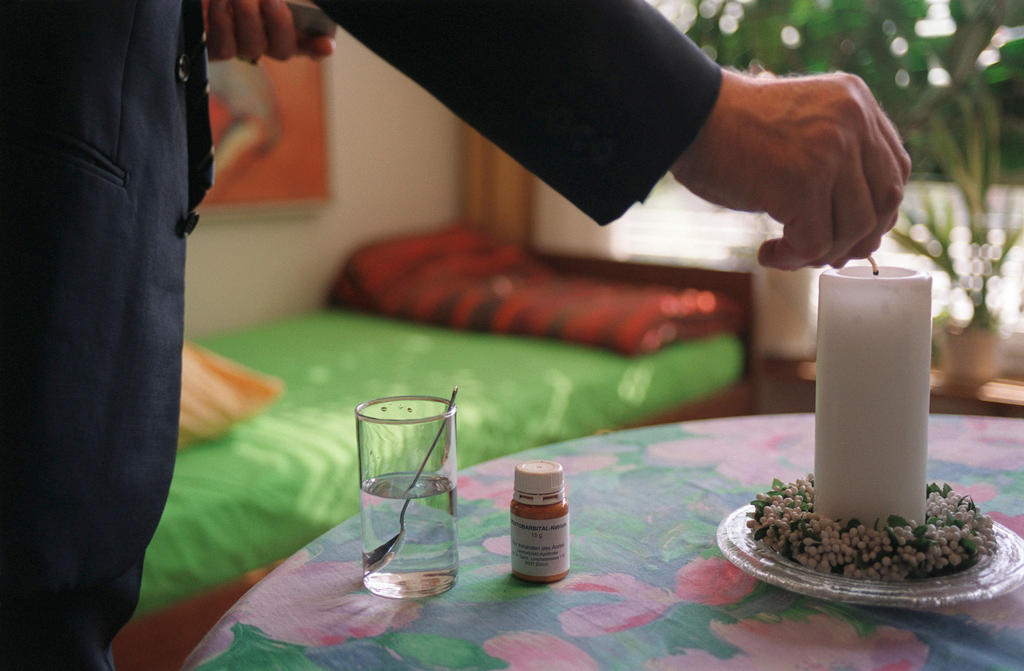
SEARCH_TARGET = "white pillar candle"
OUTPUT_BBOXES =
[815,266,932,526]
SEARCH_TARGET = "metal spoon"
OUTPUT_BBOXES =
[363,386,458,575]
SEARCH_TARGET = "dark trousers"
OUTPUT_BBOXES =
[0,562,143,670]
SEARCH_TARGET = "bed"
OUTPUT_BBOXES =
[113,226,754,670]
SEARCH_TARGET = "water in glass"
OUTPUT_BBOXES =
[360,472,458,597]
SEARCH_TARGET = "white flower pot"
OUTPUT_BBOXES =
[938,327,1002,384]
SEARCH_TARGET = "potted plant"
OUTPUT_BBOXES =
[889,80,1022,383]
[664,0,1022,382]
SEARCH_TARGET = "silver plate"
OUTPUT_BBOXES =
[717,505,1024,608]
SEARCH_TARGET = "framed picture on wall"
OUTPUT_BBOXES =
[203,58,329,207]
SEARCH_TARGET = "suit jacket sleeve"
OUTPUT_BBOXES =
[315,0,722,224]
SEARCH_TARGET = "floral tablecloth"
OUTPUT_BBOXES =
[185,414,1024,670]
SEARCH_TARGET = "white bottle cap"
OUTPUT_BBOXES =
[514,460,565,504]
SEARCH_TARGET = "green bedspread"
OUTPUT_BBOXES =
[138,309,743,615]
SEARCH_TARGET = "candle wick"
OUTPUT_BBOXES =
[868,255,879,276]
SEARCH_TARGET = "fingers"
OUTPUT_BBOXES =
[674,70,910,271]
[763,75,909,270]
[853,86,908,241]
[232,0,268,62]
[838,76,908,262]
[758,237,821,271]
[206,0,335,62]
[804,76,903,268]
[259,0,299,60]
[867,87,912,185]
[206,0,237,61]
[821,157,877,267]
[842,211,894,262]
[757,194,833,270]
[759,153,895,271]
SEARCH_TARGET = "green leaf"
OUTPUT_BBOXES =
[997,211,1024,269]
[911,537,937,551]
[888,515,911,529]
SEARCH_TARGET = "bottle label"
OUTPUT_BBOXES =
[510,512,570,576]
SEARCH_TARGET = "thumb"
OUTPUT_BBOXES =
[758,238,816,271]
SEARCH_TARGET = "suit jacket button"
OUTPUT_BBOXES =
[177,53,191,83]
[177,211,200,238]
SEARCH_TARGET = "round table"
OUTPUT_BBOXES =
[185,414,1024,670]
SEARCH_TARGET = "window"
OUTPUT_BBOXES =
[599,1,1024,365]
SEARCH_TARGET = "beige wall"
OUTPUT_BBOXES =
[184,32,462,338]
[532,179,611,258]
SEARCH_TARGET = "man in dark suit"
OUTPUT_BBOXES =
[0,1,907,668]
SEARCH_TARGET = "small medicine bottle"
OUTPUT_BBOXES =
[510,460,570,583]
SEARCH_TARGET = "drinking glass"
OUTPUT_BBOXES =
[355,395,457,598]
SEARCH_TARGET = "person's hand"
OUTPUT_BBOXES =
[204,0,336,63]
[671,69,911,270]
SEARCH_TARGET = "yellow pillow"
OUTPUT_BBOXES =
[178,341,285,448]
